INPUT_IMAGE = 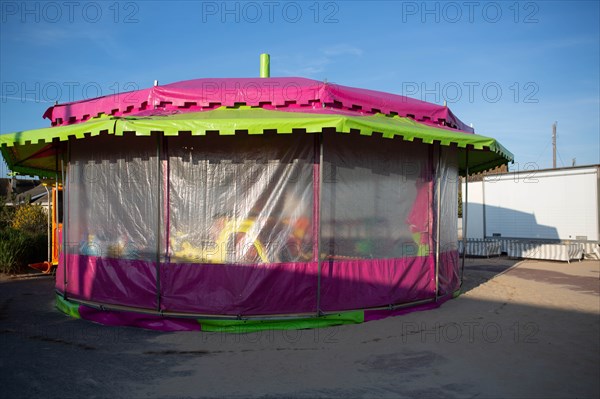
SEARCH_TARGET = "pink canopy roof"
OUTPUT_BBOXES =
[43,77,474,133]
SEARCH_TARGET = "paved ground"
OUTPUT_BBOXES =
[1,257,599,398]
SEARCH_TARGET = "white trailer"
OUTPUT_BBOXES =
[462,165,600,261]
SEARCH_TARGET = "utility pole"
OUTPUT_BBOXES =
[552,122,557,169]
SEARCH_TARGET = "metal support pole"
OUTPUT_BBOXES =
[315,134,324,316]
[435,145,441,301]
[43,184,51,263]
[61,142,69,299]
[55,154,59,275]
[460,150,469,286]
[160,136,170,265]
[482,178,487,239]
[155,134,163,312]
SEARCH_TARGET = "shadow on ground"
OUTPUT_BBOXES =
[0,258,598,399]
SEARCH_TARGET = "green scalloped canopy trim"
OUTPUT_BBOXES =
[1,107,512,176]
[0,116,116,178]
[0,117,115,147]
[199,311,365,333]
[55,294,81,319]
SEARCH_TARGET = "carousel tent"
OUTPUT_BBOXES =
[0,76,512,332]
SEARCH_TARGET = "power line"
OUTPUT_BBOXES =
[557,147,567,168]
[533,139,552,166]
[552,122,557,168]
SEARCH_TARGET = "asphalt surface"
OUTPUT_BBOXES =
[1,257,599,399]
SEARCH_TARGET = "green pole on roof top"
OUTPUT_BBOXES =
[260,53,270,78]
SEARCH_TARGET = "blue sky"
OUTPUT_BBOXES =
[1,0,599,170]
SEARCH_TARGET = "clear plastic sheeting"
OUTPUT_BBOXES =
[68,135,162,261]
[437,146,460,295]
[57,131,463,317]
[65,135,162,308]
[168,134,314,265]
[321,134,432,260]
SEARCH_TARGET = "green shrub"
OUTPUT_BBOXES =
[0,196,16,230]
[12,203,47,235]
[0,229,48,274]
[0,198,49,274]
[0,229,28,273]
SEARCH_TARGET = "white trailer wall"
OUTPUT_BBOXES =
[463,166,600,242]
[462,181,484,240]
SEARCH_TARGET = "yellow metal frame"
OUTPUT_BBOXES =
[29,184,62,274]
[172,218,269,264]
